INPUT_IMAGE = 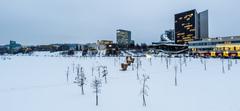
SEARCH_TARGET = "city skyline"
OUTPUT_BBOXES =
[0,0,240,45]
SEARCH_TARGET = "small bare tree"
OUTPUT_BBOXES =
[165,57,169,69]
[114,57,117,66]
[92,77,102,106]
[149,57,152,66]
[183,55,187,66]
[136,56,140,80]
[102,66,108,84]
[139,59,142,68]
[132,63,134,71]
[221,59,225,74]
[174,65,178,86]
[227,59,231,71]
[91,67,94,76]
[72,62,75,73]
[179,57,182,73]
[66,66,70,82]
[74,66,86,95]
[204,59,207,71]
[140,74,150,106]
[97,66,101,78]
[200,58,203,64]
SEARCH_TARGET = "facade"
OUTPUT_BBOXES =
[198,10,209,39]
[116,29,131,47]
[105,43,120,56]
[175,9,208,44]
[188,36,240,58]
[97,40,113,50]
[97,40,113,45]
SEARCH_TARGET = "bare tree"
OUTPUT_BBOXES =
[160,53,163,62]
[74,66,86,95]
[79,67,86,95]
[114,57,117,66]
[169,57,172,66]
[92,77,102,106]
[97,66,101,78]
[222,59,225,74]
[183,55,187,67]
[132,63,134,71]
[140,74,150,106]
[102,66,108,84]
[204,59,207,71]
[139,59,142,68]
[165,57,169,69]
[136,56,140,80]
[72,62,75,73]
[174,65,178,86]
[200,58,203,64]
[179,57,182,73]
[149,57,152,66]
[91,67,94,76]
[228,59,231,71]
[66,66,70,82]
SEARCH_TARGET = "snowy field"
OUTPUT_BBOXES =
[1,52,240,111]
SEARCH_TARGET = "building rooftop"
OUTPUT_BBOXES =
[189,36,240,43]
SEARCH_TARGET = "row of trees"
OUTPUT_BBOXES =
[65,55,238,107]
[67,63,109,106]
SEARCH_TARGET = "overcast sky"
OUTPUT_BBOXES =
[0,0,239,45]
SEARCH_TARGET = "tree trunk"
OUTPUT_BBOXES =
[143,94,146,106]
[175,75,177,86]
[105,76,107,84]
[222,59,225,74]
[204,60,207,71]
[66,73,69,83]
[228,59,231,71]
[92,68,94,76]
[137,70,139,80]
[175,66,178,86]
[180,58,182,73]
[96,94,98,106]
[81,85,84,95]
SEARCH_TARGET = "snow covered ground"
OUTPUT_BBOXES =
[1,53,240,111]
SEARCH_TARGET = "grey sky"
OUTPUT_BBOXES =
[0,0,239,45]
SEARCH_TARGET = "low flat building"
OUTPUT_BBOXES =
[97,40,113,50]
[105,43,120,56]
[188,36,240,58]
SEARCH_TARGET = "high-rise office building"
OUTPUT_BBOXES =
[116,29,131,46]
[198,10,209,39]
[175,9,208,44]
